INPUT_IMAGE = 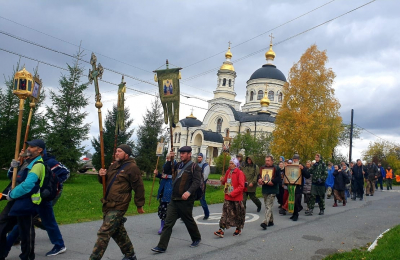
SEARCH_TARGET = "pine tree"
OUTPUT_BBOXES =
[135,98,165,178]
[271,44,342,161]
[46,50,90,172]
[91,104,134,170]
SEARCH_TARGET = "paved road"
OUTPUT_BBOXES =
[7,188,400,260]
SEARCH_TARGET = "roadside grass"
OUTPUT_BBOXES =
[324,225,400,260]
[0,170,263,225]
[208,173,223,180]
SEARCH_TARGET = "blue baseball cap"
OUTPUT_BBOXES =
[26,139,46,150]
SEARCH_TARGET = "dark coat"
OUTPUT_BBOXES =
[172,161,201,200]
[242,155,259,193]
[259,165,280,194]
[366,163,379,181]
[333,169,346,191]
[99,158,145,213]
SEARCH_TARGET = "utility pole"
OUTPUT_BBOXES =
[349,109,354,163]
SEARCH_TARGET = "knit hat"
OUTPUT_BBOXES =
[198,153,204,158]
[117,144,132,156]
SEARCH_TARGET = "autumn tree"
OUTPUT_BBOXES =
[271,44,342,162]
[230,132,273,166]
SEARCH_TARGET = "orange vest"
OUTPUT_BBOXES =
[386,169,393,179]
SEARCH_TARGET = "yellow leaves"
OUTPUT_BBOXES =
[272,44,342,161]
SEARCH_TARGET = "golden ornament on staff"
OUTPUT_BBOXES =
[12,67,35,188]
[149,138,165,206]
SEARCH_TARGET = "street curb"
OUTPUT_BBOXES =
[367,228,391,251]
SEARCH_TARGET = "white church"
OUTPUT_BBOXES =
[170,40,287,165]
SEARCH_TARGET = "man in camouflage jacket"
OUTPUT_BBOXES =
[305,154,327,216]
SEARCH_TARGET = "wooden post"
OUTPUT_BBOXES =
[12,99,25,188]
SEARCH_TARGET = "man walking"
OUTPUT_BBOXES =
[152,146,202,253]
[242,155,262,212]
[90,144,145,260]
[352,160,365,201]
[258,156,280,230]
[365,161,378,196]
[385,166,393,190]
[305,154,327,216]
[375,163,385,191]
[197,153,210,220]
[291,154,309,221]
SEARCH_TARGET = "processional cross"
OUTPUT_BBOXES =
[269,33,274,44]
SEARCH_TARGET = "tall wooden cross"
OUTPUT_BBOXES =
[269,33,274,45]
[88,52,106,197]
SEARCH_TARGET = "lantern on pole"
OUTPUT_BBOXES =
[12,67,34,188]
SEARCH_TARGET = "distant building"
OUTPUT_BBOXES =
[170,40,286,165]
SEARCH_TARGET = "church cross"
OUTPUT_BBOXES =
[88,52,104,101]
[228,41,232,48]
[269,33,274,45]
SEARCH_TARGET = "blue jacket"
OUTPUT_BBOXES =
[42,149,70,187]
[325,166,335,188]
[379,166,386,179]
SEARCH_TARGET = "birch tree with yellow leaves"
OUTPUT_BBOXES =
[271,44,342,161]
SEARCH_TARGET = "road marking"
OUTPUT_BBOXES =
[194,213,260,225]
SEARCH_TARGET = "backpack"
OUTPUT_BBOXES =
[193,163,205,201]
[35,161,60,201]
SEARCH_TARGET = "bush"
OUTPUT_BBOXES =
[214,153,231,175]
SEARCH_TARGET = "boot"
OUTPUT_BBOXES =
[305,209,313,216]
[318,209,324,215]
[292,214,298,221]
[343,200,346,206]
[351,194,356,201]
[359,194,363,201]
[158,220,165,235]
[333,202,338,207]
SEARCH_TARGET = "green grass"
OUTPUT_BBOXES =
[208,173,223,180]
[324,225,400,260]
[0,170,263,224]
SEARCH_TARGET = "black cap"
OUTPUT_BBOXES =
[117,144,132,156]
[26,139,45,150]
[293,153,300,160]
[178,146,192,153]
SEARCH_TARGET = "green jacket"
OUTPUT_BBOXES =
[309,158,327,186]
[242,155,259,193]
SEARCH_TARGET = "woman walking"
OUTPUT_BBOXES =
[214,158,246,238]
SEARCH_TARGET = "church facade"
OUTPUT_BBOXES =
[170,40,287,165]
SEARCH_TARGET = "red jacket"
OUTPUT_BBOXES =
[221,167,246,201]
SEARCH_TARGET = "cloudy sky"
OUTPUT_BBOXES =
[0,0,399,160]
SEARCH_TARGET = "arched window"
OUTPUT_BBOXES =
[178,133,181,143]
[216,118,223,133]
[268,91,274,101]
[190,132,194,142]
[174,133,177,143]
[228,79,231,87]
[222,78,226,86]
[246,128,251,134]
[278,92,283,103]
[250,91,254,101]
[257,90,264,100]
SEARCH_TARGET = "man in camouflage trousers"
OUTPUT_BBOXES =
[90,144,145,260]
[305,154,327,216]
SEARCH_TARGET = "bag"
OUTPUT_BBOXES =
[194,163,205,201]
[35,161,60,201]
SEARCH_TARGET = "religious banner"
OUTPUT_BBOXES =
[156,141,164,156]
[261,167,275,184]
[154,62,182,126]
[284,165,302,185]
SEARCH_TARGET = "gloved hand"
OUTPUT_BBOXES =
[6,190,13,202]
[11,159,20,168]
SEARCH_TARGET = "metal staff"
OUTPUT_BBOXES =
[88,53,106,197]
[12,67,35,188]
[112,76,126,162]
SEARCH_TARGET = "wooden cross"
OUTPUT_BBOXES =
[88,53,104,101]
[269,33,274,45]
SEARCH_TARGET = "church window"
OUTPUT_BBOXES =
[250,91,254,101]
[174,133,177,143]
[278,92,283,103]
[246,128,251,134]
[226,128,229,136]
[257,90,263,100]
[178,133,181,143]
[228,79,231,87]
[268,91,274,101]
[222,78,226,86]
[190,132,194,142]
[216,118,223,133]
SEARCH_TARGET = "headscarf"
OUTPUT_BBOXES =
[230,157,240,168]
[280,156,285,162]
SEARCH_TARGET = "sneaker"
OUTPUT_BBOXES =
[333,203,338,207]
[366,194,370,196]
[292,215,298,221]
[151,246,166,253]
[318,210,324,215]
[214,229,224,238]
[46,245,66,256]
[122,254,137,260]
[260,223,267,230]
[203,215,209,220]
[233,229,241,236]
[190,240,201,248]
[267,222,274,227]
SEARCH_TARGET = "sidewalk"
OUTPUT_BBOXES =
[6,188,400,260]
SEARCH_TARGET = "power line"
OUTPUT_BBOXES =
[181,0,376,82]
[182,0,337,69]
[355,124,400,148]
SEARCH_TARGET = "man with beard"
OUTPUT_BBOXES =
[0,139,45,260]
[290,154,310,221]
[90,144,145,260]
[365,161,378,196]
[242,155,262,212]
[352,159,365,201]
[305,154,327,216]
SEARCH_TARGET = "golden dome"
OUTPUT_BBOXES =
[186,112,197,119]
[220,63,235,71]
[265,43,276,60]
[260,91,270,107]
[225,47,233,59]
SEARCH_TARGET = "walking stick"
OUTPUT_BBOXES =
[149,156,160,206]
